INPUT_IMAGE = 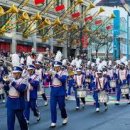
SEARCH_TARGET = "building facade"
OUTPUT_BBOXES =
[0,0,90,58]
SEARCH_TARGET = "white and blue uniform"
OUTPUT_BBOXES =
[74,73,86,108]
[92,74,109,110]
[24,73,40,122]
[116,68,130,102]
[6,76,28,130]
[50,70,68,124]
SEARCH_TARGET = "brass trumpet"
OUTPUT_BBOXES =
[3,75,10,82]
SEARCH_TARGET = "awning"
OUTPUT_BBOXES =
[96,0,130,6]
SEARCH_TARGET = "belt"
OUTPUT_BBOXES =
[9,95,19,98]
[52,85,62,88]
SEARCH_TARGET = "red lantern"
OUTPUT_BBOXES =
[34,0,45,5]
[55,4,65,12]
[82,34,89,48]
[84,16,93,22]
[95,20,102,25]
[106,25,112,30]
[71,12,80,18]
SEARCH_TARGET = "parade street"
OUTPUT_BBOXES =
[1,98,130,130]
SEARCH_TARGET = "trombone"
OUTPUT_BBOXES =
[41,0,83,38]
[91,13,115,35]
[23,18,52,37]
[42,24,68,41]
[0,0,30,35]
[23,0,57,36]
[3,12,30,31]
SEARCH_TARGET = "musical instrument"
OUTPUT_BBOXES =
[0,0,30,35]
[77,88,87,98]
[3,75,10,82]
[110,80,116,88]
[121,85,129,95]
[99,91,109,103]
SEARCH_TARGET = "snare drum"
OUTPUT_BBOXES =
[86,78,91,83]
[99,91,109,103]
[110,80,116,88]
[77,89,87,98]
[121,85,129,95]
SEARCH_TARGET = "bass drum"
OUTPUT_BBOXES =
[77,89,87,98]
[99,91,109,103]
[110,80,116,88]
[121,85,129,95]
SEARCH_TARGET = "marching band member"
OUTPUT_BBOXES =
[24,65,41,124]
[107,65,117,93]
[92,64,109,112]
[6,66,28,130]
[67,66,75,97]
[35,61,48,106]
[74,68,86,110]
[67,60,76,97]
[50,51,68,128]
[74,59,86,110]
[115,61,130,105]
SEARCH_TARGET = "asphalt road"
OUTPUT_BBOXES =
[0,98,130,130]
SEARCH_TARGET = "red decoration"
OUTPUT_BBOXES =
[0,42,10,52]
[37,47,46,52]
[17,44,32,52]
[82,34,89,48]
[95,20,102,25]
[71,12,80,18]
[84,16,93,22]
[34,0,45,5]
[55,4,65,12]
[106,25,112,30]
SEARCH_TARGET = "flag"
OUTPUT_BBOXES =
[55,4,65,12]
[34,0,45,5]
[106,25,112,30]
[84,16,93,22]
[71,12,80,18]
[95,20,102,25]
